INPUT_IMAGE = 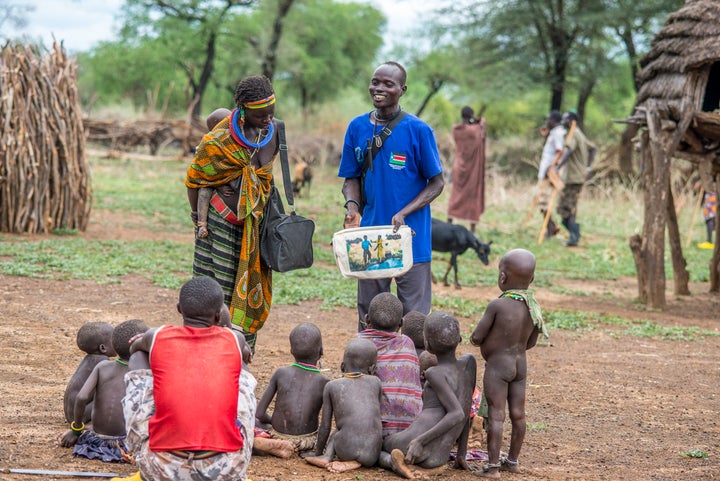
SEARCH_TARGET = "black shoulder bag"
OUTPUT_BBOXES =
[359,110,407,210]
[260,120,315,272]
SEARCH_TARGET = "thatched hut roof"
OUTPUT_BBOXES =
[636,0,720,106]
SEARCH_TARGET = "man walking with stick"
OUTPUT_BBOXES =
[552,111,597,247]
[534,111,565,240]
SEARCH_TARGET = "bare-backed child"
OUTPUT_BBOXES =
[119,276,255,481]
[193,107,233,239]
[305,338,383,473]
[63,322,116,424]
[471,248,547,477]
[379,311,477,479]
[358,293,422,438]
[60,319,149,463]
[255,322,330,457]
[401,311,426,358]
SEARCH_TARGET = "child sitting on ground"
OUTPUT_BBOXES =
[63,321,116,424]
[255,322,330,457]
[114,276,255,481]
[379,311,477,479]
[358,292,422,438]
[401,311,426,358]
[193,107,234,239]
[61,319,149,463]
[471,248,547,478]
[305,338,383,473]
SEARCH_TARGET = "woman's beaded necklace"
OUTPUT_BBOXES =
[115,359,128,366]
[229,108,274,150]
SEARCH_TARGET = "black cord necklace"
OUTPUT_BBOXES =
[370,107,403,147]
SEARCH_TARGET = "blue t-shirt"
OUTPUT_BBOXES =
[338,111,443,263]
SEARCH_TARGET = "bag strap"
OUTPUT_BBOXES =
[274,119,295,212]
[363,110,407,173]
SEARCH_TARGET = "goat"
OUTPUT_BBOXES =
[431,218,492,288]
[292,161,313,198]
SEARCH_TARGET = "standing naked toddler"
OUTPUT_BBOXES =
[471,248,547,477]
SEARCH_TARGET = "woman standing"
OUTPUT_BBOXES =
[185,75,279,351]
[447,106,486,234]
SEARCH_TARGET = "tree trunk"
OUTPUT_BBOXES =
[415,79,444,118]
[261,0,295,80]
[190,30,217,120]
[629,233,647,303]
[666,177,690,295]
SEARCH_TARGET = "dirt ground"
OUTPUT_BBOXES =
[1,214,719,481]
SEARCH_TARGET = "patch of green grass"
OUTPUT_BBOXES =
[0,238,192,288]
[545,309,595,332]
[623,322,719,341]
[91,158,191,232]
[680,448,709,459]
[526,422,549,431]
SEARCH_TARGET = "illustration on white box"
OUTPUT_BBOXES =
[345,232,406,272]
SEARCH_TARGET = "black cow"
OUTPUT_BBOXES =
[431,218,492,288]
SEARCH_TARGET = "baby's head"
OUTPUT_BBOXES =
[289,322,323,365]
[498,248,536,291]
[418,350,438,382]
[401,311,426,350]
[366,292,403,332]
[76,321,116,357]
[112,319,149,361]
[206,108,232,131]
[424,311,462,355]
[341,338,377,375]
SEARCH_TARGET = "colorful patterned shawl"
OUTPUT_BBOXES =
[357,329,422,437]
[186,117,275,334]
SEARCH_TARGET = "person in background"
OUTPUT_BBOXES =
[447,106,487,234]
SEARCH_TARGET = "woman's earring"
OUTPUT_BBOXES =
[239,107,245,124]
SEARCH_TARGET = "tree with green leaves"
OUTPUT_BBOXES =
[273,0,384,114]
[118,0,292,119]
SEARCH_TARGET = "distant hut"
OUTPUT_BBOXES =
[627,0,720,307]
[0,42,91,233]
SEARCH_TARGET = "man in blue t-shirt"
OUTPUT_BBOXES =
[339,61,445,331]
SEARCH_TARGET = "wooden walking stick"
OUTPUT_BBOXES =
[537,120,576,244]
[685,188,704,247]
[538,187,559,244]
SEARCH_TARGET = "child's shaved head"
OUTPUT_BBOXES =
[401,311,426,349]
[424,311,461,354]
[289,322,323,363]
[367,292,403,331]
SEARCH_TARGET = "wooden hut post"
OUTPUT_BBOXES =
[644,101,671,308]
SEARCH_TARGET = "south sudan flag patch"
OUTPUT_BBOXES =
[389,152,406,169]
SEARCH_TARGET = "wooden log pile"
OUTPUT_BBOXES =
[83,118,206,156]
[0,41,91,233]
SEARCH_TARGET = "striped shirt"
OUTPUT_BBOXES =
[357,329,422,437]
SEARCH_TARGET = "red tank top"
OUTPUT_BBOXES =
[148,325,243,452]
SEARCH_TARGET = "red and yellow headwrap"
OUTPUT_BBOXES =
[244,94,276,110]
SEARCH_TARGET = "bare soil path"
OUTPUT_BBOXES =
[1,213,718,481]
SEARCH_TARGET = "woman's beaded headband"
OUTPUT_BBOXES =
[244,94,276,110]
